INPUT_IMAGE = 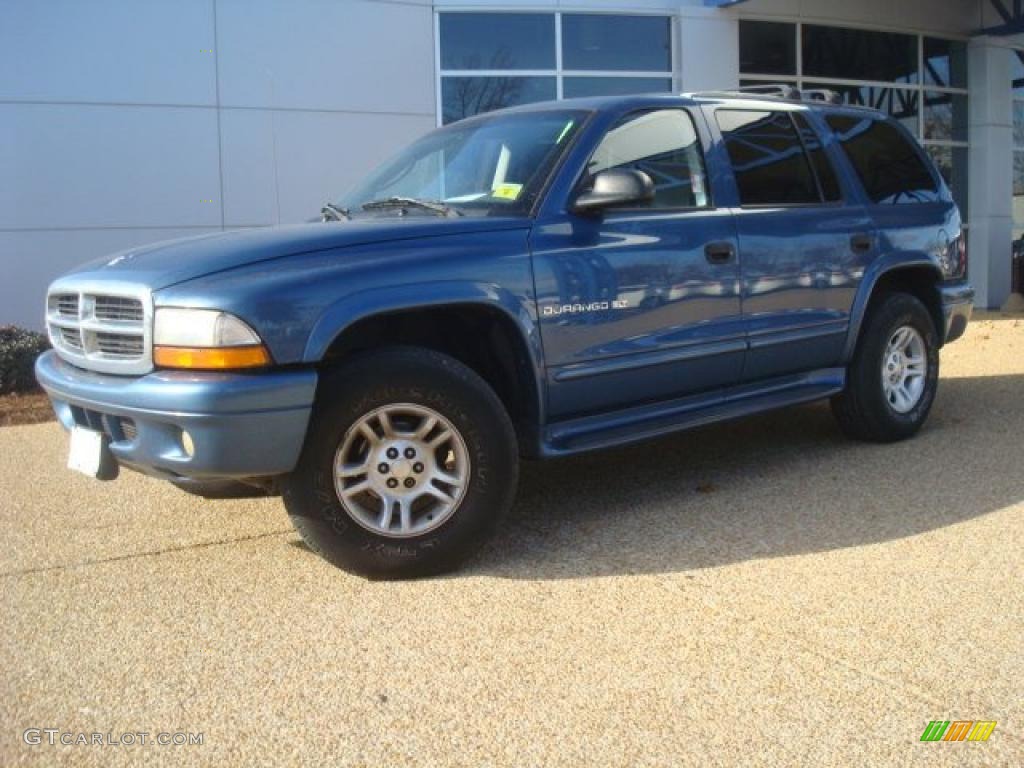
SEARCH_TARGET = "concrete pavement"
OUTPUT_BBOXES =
[2,313,1022,767]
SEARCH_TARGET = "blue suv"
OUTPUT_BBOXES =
[36,90,974,578]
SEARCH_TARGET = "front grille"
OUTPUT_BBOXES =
[46,283,152,375]
[94,295,144,323]
[58,326,84,351]
[50,294,79,317]
[94,332,144,358]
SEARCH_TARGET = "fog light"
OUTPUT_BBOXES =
[181,430,195,458]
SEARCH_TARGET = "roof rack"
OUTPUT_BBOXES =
[692,84,844,105]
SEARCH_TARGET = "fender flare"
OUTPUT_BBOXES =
[302,280,548,423]
[841,252,944,362]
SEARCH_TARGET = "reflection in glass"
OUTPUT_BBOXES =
[1014,152,1024,228]
[923,92,968,142]
[562,14,671,72]
[588,110,710,209]
[740,21,797,75]
[802,25,918,84]
[1015,102,1024,148]
[805,82,919,136]
[442,76,556,124]
[1013,51,1024,100]
[440,13,555,71]
[923,38,967,89]
[826,115,938,205]
[563,77,672,98]
[716,110,821,206]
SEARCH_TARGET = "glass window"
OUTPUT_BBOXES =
[1014,51,1024,99]
[1014,152,1024,227]
[923,91,968,142]
[825,115,939,204]
[586,110,710,209]
[563,77,672,98]
[716,110,820,206]
[562,14,671,72]
[792,113,841,201]
[924,38,967,89]
[802,25,918,84]
[739,21,796,75]
[340,110,585,215]
[439,14,555,70]
[804,82,919,136]
[926,145,969,219]
[442,76,556,125]
[1014,101,1024,148]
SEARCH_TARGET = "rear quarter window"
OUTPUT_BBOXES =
[825,115,939,204]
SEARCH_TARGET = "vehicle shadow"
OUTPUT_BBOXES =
[472,373,1023,580]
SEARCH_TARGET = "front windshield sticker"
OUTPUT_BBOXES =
[555,120,575,144]
[492,183,523,201]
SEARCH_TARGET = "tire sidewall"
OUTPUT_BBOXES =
[284,349,517,578]
[858,295,940,435]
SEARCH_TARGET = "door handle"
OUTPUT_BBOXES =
[705,242,735,264]
[850,233,873,253]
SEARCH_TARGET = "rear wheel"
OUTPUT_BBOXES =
[831,292,939,442]
[282,347,518,579]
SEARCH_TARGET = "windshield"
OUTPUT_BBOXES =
[337,110,587,216]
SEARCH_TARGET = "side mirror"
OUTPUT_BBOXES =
[572,168,655,214]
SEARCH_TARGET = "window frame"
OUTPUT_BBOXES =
[435,9,678,127]
[569,107,716,215]
[714,107,841,210]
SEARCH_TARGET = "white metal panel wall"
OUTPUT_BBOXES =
[0,0,436,329]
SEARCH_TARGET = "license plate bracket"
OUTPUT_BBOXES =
[67,426,119,480]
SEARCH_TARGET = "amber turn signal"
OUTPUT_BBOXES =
[153,345,271,370]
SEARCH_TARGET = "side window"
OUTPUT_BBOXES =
[716,109,820,205]
[825,115,939,204]
[792,112,841,202]
[587,109,710,209]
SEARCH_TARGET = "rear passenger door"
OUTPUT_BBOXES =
[711,107,874,381]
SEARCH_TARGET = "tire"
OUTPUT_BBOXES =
[831,292,940,443]
[282,346,518,579]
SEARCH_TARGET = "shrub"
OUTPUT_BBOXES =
[0,326,50,394]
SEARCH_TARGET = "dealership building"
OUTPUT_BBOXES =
[3,0,1023,328]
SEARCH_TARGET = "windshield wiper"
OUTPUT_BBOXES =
[361,196,461,217]
[321,203,351,222]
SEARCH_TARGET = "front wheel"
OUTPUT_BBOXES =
[831,292,940,442]
[282,347,518,579]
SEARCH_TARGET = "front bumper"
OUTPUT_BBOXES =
[35,351,317,480]
[939,281,974,344]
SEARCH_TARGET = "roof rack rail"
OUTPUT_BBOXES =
[692,84,844,105]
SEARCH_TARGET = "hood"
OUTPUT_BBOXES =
[63,217,530,290]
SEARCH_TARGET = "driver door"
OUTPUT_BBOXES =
[531,108,744,420]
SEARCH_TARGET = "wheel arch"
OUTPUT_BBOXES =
[842,256,945,362]
[303,283,546,455]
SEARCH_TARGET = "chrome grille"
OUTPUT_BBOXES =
[94,332,144,358]
[58,326,84,351]
[46,281,153,375]
[50,294,79,318]
[94,296,144,323]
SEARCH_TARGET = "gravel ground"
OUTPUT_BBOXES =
[2,313,1022,767]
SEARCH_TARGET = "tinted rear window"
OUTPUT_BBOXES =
[716,109,820,205]
[825,115,939,204]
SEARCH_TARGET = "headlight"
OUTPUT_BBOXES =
[153,308,271,369]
